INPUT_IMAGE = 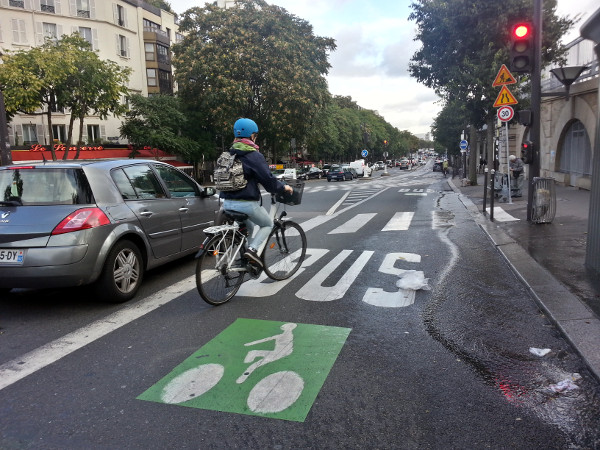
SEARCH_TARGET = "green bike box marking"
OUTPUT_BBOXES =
[138,318,351,422]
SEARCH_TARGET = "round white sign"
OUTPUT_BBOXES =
[497,106,514,122]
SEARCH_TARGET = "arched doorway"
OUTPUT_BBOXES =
[558,119,592,187]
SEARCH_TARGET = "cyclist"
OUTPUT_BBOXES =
[220,118,293,268]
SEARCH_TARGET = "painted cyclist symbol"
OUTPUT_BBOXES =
[160,323,304,414]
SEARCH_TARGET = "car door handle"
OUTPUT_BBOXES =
[140,211,153,217]
[179,207,189,213]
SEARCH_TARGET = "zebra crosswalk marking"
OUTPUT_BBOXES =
[382,212,414,231]
[328,213,377,234]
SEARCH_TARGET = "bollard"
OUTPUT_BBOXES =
[483,168,489,215]
[489,169,495,222]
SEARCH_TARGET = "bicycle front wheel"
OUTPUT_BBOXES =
[196,234,245,305]
[262,221,307,281]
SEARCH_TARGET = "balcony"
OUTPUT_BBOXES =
[9,0,25,8]
[41,4,55,13]
[77,9,90,18]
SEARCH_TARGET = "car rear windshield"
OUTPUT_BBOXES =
[0,167,94,206]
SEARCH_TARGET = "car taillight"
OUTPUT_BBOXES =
[52,208,111,235]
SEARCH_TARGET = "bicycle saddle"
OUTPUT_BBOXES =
[224,210,249,222]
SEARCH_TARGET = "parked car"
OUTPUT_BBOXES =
[327,166,354,182]
[298,167,323,180]
[272,168,297,181]
[433,160,443,172]
[0,160,218,302]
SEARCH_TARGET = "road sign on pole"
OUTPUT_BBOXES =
[459,140,468,150]
[492,64,517,87]
[497,106,514,122]
[361,149,368,158]
[493,85,518,107]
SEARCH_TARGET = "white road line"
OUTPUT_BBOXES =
[0,277,196,391]
[382,212,414,231]
[328,213,377,234]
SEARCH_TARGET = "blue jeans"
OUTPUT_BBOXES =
[223,199,273,252]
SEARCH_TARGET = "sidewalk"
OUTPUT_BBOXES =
[447,173,600,382]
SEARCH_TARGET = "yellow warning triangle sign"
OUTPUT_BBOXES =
[493,85,518,107]
[492,64,517,87]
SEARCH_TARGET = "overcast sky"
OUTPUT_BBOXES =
[168,0,597,138]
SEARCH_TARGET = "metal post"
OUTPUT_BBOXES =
[490,169,495,222]
[581,8,600,275]
[527,0,542,220]
[483,168,488,214]
[504,120,512,204]
[0,89,12,166]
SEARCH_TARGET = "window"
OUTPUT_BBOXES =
[87,124,100,143]
[143,19,160,31]
[119,165,166,199]
[43,22,58,41]
[23,125,38,145]
[158,69,172,92]
[117,34,128,57]
[153,165,199,198]
[11,19,27,44]
[52,125,67,143]
[41,0,55,13]
[9,0,25,8]
[145,43,155,61]
[156,44,169,64]
[79,27,92,46]
[116,4,126,27]
[77,0,90,18]
[147,69,157,87]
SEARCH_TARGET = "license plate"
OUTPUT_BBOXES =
[0,249,25,265]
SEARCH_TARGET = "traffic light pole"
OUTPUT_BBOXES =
[527,0,542,221]
[0,89,12,166]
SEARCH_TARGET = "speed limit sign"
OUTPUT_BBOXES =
[497,106,514,122]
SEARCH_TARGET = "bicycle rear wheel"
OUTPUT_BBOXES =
[196,234,245,305]
[262,221,307,281]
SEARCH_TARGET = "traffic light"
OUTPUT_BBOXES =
[521,140,534,164]
[509,23,533,73]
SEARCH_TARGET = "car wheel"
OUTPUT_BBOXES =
[94,240,144,303]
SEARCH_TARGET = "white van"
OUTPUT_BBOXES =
[349,159,371,177]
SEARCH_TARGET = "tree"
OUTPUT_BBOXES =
[146,0,174,14]
[120,94,200,161]
[56,35,131,159]
[0,38,79,158]
[0,34,131,160]
[173,0,335,161]
[409,0,573,184]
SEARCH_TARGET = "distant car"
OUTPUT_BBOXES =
[399,159,410,170]
[327,166,354,182]
[321,164,332,176]
[433,161,443,172]
[298,167,323,180]
[0,160,218,302]
[375,161,385,170]
[272,168,297,181]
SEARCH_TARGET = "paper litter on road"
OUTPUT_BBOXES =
[396,271,430,291]
[548,373,582,393]
[529,347,551,357]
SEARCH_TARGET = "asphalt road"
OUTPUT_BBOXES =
[1,165,599,449]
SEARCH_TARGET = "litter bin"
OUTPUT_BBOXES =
[531,177,556,224]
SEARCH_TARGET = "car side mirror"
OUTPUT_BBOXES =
[202,187,217,197]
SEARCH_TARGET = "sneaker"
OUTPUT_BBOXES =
[244,248,263,268]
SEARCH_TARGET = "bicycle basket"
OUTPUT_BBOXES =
[276,180,304,205]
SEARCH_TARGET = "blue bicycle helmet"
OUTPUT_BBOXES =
[233,118,259,138]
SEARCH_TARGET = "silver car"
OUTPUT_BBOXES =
[0,160,218,302]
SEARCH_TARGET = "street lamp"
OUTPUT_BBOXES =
[549,66,588,100]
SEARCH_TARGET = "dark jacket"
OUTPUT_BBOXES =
[219,140,286,201]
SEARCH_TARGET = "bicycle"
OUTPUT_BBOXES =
[195,184,307,305]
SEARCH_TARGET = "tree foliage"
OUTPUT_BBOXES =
[120,94,200,160]
[173,0,335,160]
[0,34,130,160]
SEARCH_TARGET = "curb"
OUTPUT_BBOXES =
[446,178,600,382]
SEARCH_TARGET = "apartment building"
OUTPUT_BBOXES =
[0,0,180,147]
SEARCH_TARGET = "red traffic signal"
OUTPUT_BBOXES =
[521,140,534,164]
[510,22,533,73]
